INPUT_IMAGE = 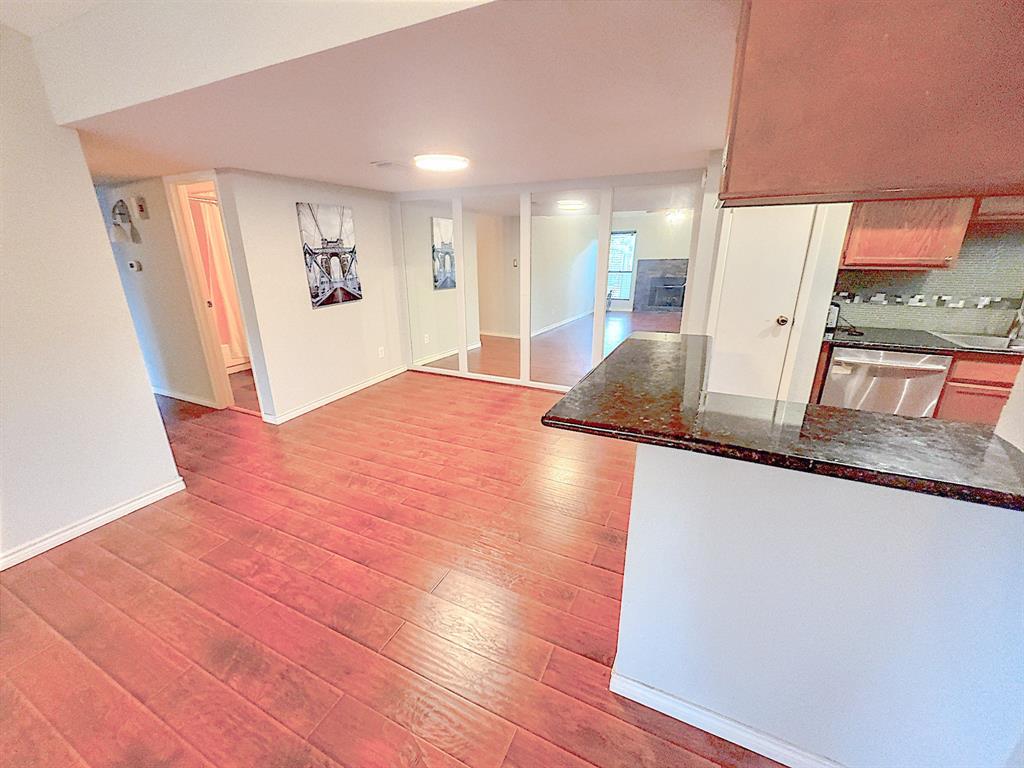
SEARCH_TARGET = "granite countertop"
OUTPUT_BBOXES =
[541,333,1024,510]
[827,327,1024,356]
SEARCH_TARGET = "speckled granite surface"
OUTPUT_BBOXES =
[829,327,1024,356]
[542,333,1024,510]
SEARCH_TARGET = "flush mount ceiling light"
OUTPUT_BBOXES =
[557,199,587,212]
[413,154,470,172]
[665,208,687,222]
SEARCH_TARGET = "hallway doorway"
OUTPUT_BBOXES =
[168,176,259,415]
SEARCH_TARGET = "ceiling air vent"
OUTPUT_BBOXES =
[370,160,408,171]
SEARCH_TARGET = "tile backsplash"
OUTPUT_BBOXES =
[833,222,1024,336]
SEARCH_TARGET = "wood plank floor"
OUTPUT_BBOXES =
[1,372,780,768]
[429,310,682,385]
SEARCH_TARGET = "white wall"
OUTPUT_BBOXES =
[216,170,407,423]
[609,209,693,311]
[401,200,461,364]
[531,214,598,333]
[96,178,217,405]
[471,211,519,338]
[29,1,484,125]
[615,445,1023,768]
[0,26,182,567]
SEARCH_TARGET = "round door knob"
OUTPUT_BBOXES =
[776,315,790,326]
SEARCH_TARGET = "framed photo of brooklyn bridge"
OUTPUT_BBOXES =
[296,202,362,308]
[431,216,456,290]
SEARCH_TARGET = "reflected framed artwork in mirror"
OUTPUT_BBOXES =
[431,217,456,290]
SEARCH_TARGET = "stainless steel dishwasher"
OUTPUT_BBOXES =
[820,347,952,417]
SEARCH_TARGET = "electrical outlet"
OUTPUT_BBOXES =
[377,346,385,359]
[424,333,430,345]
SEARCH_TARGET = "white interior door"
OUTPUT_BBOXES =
[706,205,817,399]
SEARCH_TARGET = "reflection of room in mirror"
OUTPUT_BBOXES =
[431,217,456,290]
[528,189,600,386]
[296,202,361,308]
[401,200,461,369]
[458,195,521,380]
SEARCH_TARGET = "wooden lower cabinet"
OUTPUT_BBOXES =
[936,353,1021,426]
[935,381,1012,425]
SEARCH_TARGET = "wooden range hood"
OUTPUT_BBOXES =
[719,0,1024,207]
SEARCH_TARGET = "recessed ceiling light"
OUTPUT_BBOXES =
[413,154,470,172]
[557,199,587,212]
[665,208,687,222]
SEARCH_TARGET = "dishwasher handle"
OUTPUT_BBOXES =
[830,358,950,373]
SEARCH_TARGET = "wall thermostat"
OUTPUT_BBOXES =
[127,260,143,272]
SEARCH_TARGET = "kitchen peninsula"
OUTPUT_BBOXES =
[542,333,1023,768]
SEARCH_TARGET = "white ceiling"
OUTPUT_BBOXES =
[461,181,701,217]
[71,0,740,192]
[0,0,99,38]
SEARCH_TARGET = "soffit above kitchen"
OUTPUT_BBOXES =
[58,0,740,191]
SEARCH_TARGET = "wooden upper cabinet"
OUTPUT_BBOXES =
[720,0,1024,207]
[840,198,973,269]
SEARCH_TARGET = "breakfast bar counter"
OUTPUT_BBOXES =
[541,333,1023,768]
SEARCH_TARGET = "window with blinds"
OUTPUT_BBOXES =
[607,231,637,300]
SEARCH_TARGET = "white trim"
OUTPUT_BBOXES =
[479,330,520,339]
[453,197,469,373]
[609,671,846,768]
[162,171,235,409]
[263,365,407,424]
[412,340,478,366]
[531,309,593,337]
[777,203,851,404]
[413,347,459,366]
[408,366,569,392]
[0,478,186,570]
[591,188,613,364]
[519,192,532,386]
[225,361,251,375]
[151,386,221,409]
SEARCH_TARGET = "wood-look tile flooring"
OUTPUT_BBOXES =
[430,310,682,386]
[228,369,261,413]
[1,372,778,768]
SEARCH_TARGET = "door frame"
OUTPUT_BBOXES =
[163,170,235,409]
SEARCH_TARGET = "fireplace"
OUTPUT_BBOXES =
[648,279,684,309]
[634,259,688,312]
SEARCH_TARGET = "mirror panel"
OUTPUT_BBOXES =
[604,182,699,358]
[462,193,521,380]
[401,200,461,371]
[530,190,600,386]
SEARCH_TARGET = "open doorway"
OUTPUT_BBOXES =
[167,177,259,415]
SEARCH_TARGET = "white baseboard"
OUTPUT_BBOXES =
[264,365,407,425]
[0,477,186,570]
[413,348,458,366]
[152,386,221,409]
[609,671,846,768]
[414,342,482,364]
[531,310,593,337]
[225,361,252,374]
[479,331,520,339]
